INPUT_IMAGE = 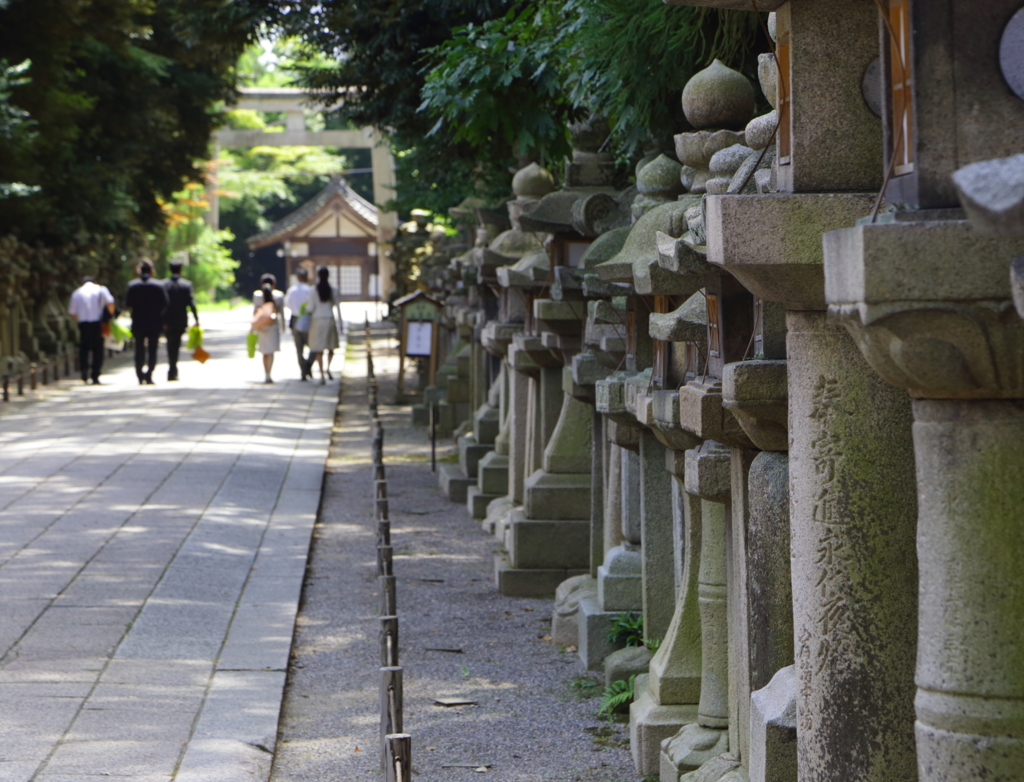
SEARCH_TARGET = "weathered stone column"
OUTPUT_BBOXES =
[722,357,792,772]
[576,421,644,668]
[598,431,642,611]
[590,410,605,578]
[656,441,734,778]
[744,450,794,782]
[638,427,675,641]
[497,363,592,596]
[912,400,1024,781]
[474,363,512,527]
[787,311,918,782]
[524,362,564,481]
[825,212,1024,782]
[647,448,702,707]
[604,442,625,556]
[743,454,791,685]
[505,354,532,508]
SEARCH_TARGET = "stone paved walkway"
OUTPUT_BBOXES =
[0,308,338,782]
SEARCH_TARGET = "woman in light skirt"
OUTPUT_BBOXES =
[253,273,285,383]
[305,267,341,384]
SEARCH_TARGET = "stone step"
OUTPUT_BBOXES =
[477,453,509,496]
[458,440,493,479]
[578,595,638,671]
[523,470,591,521]
[466,487,501,519]
[493,557,588,598]
[438,462,474,503]
[473,406,501,445]
[505,517,590,570]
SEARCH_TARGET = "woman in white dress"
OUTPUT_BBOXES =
[252,273,285,383]
[305,266,341,385]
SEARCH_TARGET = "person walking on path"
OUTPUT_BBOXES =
[252,273,285,384]
[305,266,341,385]
[284,266,313,381]
[163,261,199,382]
[125,259,169,385]
[68,275,115,385]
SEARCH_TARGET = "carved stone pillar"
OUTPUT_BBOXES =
[825,217,1024,782]
[475,363,512,529]
[722,358,792,771]
[787,311,918,782]
[656,442,734,779]
[706,191,920,782]
[639,427,676,641]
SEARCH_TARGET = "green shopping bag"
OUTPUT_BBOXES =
[246,331,258,359]
[186,325,203,351]
[108,319,131,342]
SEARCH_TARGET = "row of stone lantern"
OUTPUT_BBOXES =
[416,2,1024,781]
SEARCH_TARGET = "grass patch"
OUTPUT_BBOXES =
[565,674,604,702]
[385,453,431,463]
[583,723,630,750]
[437,452,460,464]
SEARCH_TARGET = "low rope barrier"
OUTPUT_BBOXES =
[366,321,412,779]
[2,352,78,403]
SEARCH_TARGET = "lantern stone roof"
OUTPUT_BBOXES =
[247,176,379,250]
[393,289,442,309]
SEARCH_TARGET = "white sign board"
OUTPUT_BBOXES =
[406,321,434,357]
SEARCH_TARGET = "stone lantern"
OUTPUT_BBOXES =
[492,117,634,597]
[470,163,556,534]
[823,6,1024,781]
[444,163,554,519]
[673,11,921,782]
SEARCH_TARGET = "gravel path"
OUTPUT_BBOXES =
[268,333,639,782]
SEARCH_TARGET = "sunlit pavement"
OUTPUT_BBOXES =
[0,307,341,782]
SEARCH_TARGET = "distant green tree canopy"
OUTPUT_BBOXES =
[0,0,270,298]
[419,0,763,202]
[271,0,515,138]
[268,0,518,216]
[272,0,763,216]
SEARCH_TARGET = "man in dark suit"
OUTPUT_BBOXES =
[163,261,199,381]
[125,259,169,385]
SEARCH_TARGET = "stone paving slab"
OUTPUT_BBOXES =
[0,307,341,782]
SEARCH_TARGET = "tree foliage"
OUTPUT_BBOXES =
[274,0,763,217]
[559,0,763,152]
[419,4,579,170]
[0,0,269,302]
[271,0,514,137]
[267,0,519,216]
[216,143,353,296]
[421,0,764,172]
[157,182,238,303]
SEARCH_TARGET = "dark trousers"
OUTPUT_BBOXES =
[78,321,104,382]
[133,329,160,380]
[166,326,185,378]
[292,324,310,377]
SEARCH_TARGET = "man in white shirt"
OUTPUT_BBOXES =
[284,266,313,381]
[68,276,115,385]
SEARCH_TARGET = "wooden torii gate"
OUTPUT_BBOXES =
[213,87,398,296]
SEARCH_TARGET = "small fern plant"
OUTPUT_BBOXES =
[606,612,645,647]
[598,673,637,716]
[606,612,662,652]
